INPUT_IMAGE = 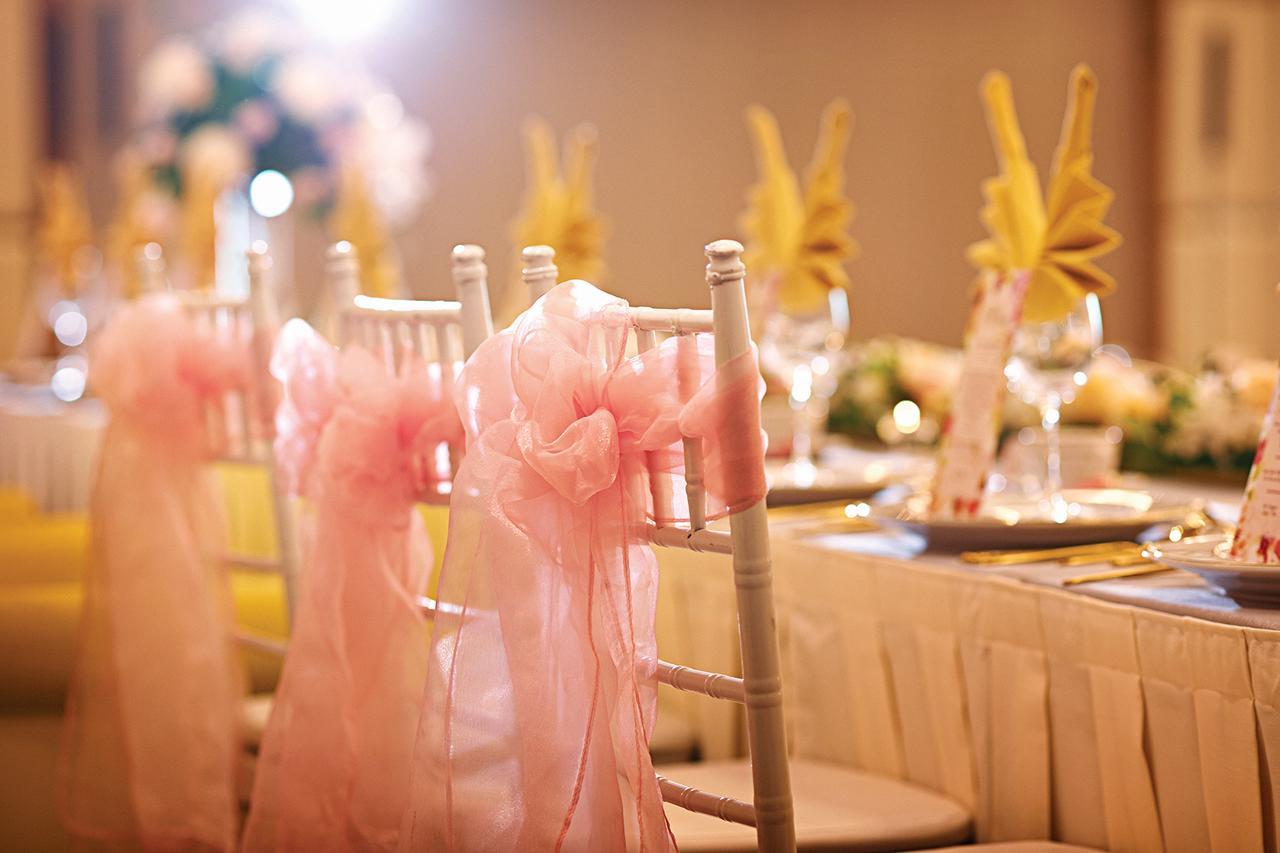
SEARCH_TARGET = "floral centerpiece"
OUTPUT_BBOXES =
[129,9,429,287]
[828,337,1270,480]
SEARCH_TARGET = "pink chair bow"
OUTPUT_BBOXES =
[243,319,461,852]
[401,282,766,852]
[60,294,251,852]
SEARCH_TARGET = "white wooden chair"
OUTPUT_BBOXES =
[238,242,496,794]
[170,243,301,652]
[518,242,702,766]
[624,241,966,852]
[329,241,493,505]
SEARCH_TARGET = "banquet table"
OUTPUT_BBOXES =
[655,481,1278,853]
[0,381,105,513]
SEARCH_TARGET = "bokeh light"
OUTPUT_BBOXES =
[249,169,295,218]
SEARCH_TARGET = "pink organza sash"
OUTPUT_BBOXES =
[400,281,766,852]
[243,319,461,852]
[59,294,252,852]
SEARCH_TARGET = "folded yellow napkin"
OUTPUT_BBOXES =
[742,100,857,315]
[330,160,400,298]
[967,64,1122,323]
[179,169,221,290]
[502,118,605,322]
[36,164,93,296]
[106,154,166,299]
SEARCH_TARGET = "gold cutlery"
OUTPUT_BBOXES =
[1057,545,1146,566]
[961,540,1136,566]
[1062,563,1175,585]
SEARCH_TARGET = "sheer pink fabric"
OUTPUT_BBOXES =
[59,294,250,852]
[243,319,460,852]
[400,281,766,852]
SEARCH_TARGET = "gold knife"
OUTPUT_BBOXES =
[961,540,1137,566]
[1062,563,1174,585]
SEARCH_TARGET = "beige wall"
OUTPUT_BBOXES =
[49,0,1161,354]
[0,0,42,359]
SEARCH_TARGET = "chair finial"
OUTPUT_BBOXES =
[451,244,493,358]
[704,239,746,286]
[521,245,558,302]
[451,243,486,275]
[246,242,280,328]
[247,240,273,273]
[326,240,361,304]
[135,242,167,293]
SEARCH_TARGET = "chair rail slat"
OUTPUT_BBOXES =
[647,523,732,555]
[657,774,757,827]
[235,630,287,657]
[224,554,283,573]
[657,659,745,703]
[629,306,714,334]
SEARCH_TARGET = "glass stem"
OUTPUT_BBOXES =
[1040,390,1068,519]
[789,363,815,471]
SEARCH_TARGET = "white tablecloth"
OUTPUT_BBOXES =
[0,382,105,512]
[656,483,1280,853]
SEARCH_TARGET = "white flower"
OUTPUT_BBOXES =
[1231,358,1277,412]
[179,125,250,188]
[271,54,351,123]
[138,38,214,118]
[215,8,298,73]
[346,112,432,227]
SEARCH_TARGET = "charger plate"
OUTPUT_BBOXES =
[873,488,1198,551]
[1145,534,1280,607]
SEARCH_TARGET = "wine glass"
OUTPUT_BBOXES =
[1003,292,1103,522]
[758,286,850,487]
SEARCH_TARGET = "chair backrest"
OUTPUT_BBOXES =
[328,241,494,503]
[633,240,796,852]
[171,243,302,650]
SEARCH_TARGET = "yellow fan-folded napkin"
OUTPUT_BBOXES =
[512,118,604,281]
[36,164,93,296]
[330,161,400,298]
[966,64,1122,323]
[106,154,167,298]
[741,99,857,316]
[179,172,220,290]
[501,118,604,323]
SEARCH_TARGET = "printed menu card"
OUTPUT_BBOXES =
[1231,371,1280,562]
[930,270,1029,519]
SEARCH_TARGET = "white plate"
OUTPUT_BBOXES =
[766,448,931,507]
[1145,534,1280,607]
[874,488,1198,551]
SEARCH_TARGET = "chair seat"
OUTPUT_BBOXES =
[661,758,971,852]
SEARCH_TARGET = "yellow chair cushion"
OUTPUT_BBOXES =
[0,515,88,585]
[0,571,288,712]
[0,467,451,712]
[0,487,38,519]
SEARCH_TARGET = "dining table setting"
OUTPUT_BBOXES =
[5,4,1280,852]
